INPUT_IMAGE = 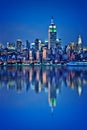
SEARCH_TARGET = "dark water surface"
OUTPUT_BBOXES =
[0,66,87,130]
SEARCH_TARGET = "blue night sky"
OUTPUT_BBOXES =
[0,0,87,46]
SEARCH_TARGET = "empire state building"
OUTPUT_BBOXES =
[48,17,57,49]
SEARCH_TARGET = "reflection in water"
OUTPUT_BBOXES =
[0,66,87,111]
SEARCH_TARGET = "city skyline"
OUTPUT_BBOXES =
[0,0,87,46]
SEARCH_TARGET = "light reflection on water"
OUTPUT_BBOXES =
[0,66,87,94]
[0,66,87,130]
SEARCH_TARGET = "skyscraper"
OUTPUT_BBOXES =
[16,39,22,51]
[48,17,57,49]
[77,35,82,52]
[78,35,82,45]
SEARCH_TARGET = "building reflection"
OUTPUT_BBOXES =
[0,66,87,110]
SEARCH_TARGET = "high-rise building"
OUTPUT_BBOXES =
[26,40,30,49]
[16,39,22,51]
[35,38,42,51]
[77,35,82,52]
[48,17,57,49]
[7,42,15,50]
[36,50,40,62]
[29,50,33,61]
[78,35,82,45]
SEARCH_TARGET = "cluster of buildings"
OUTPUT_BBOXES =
[0,17,87,65]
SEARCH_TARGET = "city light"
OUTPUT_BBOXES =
[0,18,87,66]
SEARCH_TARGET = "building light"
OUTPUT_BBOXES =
[45,40,48,43]
[54,26,56,28]
[39,40,41,43]
[49,25,52,28]
[56,38,59,42]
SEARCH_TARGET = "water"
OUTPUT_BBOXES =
[0,66,87,130]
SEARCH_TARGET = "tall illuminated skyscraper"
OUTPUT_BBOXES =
[48,17,57,49]
[78,35,82,45]
[77,35,82,52]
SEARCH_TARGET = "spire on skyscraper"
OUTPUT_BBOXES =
[51,16,54,25]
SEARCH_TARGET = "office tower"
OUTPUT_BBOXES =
[35,38,42,51]
[36,50,40,62]
[26,40,30,49]
[78,35,82,45]
[7,42,15,50]
[29,50,33,61]
[16,39,22,51]
[42,47,47,59]
[56,38,62,48]
[78,35,82,52]
[35,38,39,50]
[48,17,57,49]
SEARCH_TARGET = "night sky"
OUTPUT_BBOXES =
[0,0,87,46]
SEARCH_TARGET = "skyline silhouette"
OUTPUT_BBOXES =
[0,0,87,46]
